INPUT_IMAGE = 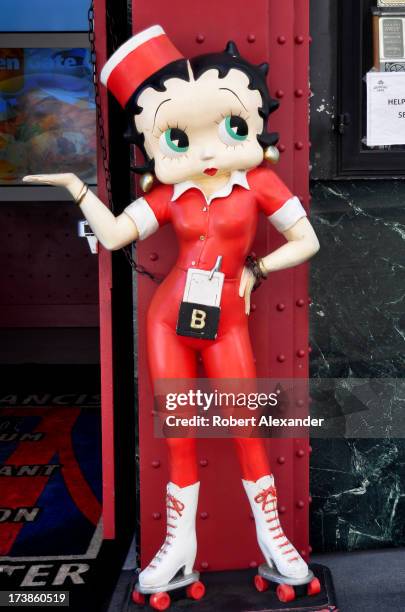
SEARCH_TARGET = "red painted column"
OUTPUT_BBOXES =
[292,0,311,561]
[94,0,115,540]
[132,0,310,569]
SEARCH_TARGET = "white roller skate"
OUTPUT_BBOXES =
[243,474,309,579]
[243,475,321,603]
[132,481,205,610]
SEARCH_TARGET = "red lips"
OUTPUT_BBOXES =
[204,168,218,176]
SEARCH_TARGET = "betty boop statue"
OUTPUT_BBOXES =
[24,25,320,602]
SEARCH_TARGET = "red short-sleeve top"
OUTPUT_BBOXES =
[124,166,306,279]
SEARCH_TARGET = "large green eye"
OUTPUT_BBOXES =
[218,115,249,145]
[159,127,189,157]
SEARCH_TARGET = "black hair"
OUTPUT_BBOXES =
[123,40,279,174]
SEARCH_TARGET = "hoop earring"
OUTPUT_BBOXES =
[139,172,154,193]
[263,145,280,165]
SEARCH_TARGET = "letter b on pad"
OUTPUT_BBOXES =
[191,309,207,329]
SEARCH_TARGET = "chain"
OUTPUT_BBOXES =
[87,1,159,282]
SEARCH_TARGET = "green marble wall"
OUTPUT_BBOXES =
[309,180,405,553]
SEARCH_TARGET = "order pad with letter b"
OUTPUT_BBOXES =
[176,268,224,339]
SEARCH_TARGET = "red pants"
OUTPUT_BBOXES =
[147,267,271,487]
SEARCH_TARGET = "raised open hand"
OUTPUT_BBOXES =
[23,173,77,186]
[23,173,83,198]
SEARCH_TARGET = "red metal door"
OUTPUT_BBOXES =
[132,0,311,570]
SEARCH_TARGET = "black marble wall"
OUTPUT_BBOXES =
[309,180,405,553]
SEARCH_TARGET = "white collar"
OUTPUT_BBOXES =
[171,169,250,205]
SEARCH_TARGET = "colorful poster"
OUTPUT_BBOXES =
[0,48,96,184]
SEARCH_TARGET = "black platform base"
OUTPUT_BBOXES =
[114,564,337,612]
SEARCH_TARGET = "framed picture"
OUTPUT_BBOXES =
[0,33,96,197]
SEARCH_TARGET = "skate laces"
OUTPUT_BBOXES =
[149,494,185,568]
[166,494,185,518]
[254,484,278,523]
[255,485,300,564]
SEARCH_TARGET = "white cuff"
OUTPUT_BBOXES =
[123,197,159,240]
[268,196,307,232]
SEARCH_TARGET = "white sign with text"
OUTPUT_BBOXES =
[367,71,405,145]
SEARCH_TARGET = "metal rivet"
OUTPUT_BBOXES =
[308,345,312,353]
[295,141,304,150]
[296,298,305,307]
[152,512,161,520]
[196,34,205,43]
[277,456,286,464]
[297,500,305,509]
[277,35,286,44]
[247,34,256,43]
[200,512,208,519]
[297,349,305,358]
[249,561,258,568]
[296,449,305,458]
[251,304,257,312]
[296,399,304,408]
[295,88,304,98]
[277,354,286,363]
[199,235,205,241]
[295,35,304,44]
[151,460,160,468]
[150,252,158,261]
[309,445,313,453]
[278,144,286,153]
[279,505,286,514]
[199,458,208,467]
[202,207,207,212]
[201,561,209,569]
[276,89,284,98]
[277,303,286,312]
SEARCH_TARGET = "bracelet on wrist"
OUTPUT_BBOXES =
[245,254,268,291]
[74,182,89,206]
[258,257,268,279]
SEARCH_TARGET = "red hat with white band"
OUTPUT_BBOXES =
[100,25,184,108]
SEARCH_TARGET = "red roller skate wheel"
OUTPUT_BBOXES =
[307,577,321,596]
[186,580,206,600]
[254,574,269,592]
[276,583,295,603]
[131,590,145,605]
[149,592,171,611]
